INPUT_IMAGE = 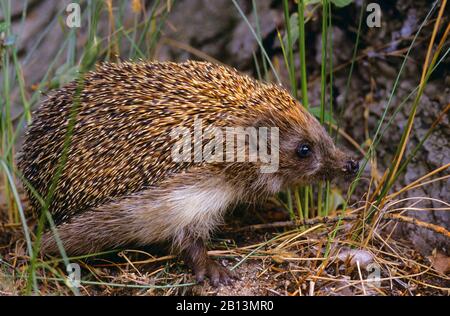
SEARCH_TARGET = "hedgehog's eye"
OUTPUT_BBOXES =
[296,143,311,158]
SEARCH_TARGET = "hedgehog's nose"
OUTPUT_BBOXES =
[343,159,359,175]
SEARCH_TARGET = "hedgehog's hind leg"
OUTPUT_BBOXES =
[40,204,145,256]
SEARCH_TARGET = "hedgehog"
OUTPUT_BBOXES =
[18,60,359,286]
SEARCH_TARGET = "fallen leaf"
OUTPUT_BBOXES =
[427,250,450,275]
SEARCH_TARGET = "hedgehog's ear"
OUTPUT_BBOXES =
[251,115,274,129]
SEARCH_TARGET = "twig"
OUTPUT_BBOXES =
[230,211,450,240]
[382,213,450,239]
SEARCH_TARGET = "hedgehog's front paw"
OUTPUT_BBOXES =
[192,258,236,287]
[181,238,237,287]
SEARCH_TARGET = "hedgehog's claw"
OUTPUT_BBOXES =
[182,238,238,287]
[193,259,237,287]
[207,259,237,287]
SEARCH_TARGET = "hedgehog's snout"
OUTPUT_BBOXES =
[342,159,359,175]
